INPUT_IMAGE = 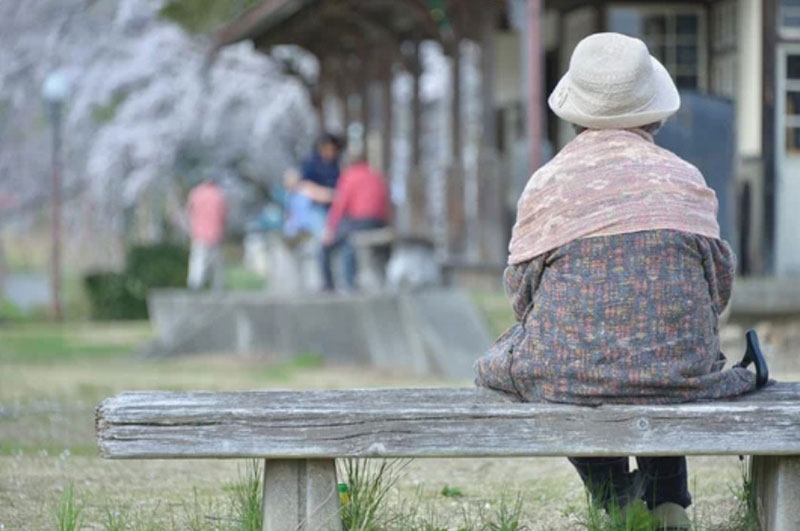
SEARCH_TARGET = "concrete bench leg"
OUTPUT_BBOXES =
[752,455,800,530]
[262,458,342,531]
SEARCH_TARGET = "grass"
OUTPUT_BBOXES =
[729,458,760,531]
[0,319,778,530]
[0,269,95,322]
[339,458,411,530]
[0,297,28,322]
[441,484,465,498]
[487,493,526,530]
[102,504,130,531]
[0,321,151,364]
[58,463,260,530]
[56,457,528,530]
[569,496,661,531]
[54,482,83,531]
[225,266,265,291]
[226,460,263,531]
[342,459,529,531]
[472,291,515,338]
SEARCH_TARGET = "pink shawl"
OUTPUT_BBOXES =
[508,128,720,265]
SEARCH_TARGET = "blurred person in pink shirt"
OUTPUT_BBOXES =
[186,178,227,290]
[320,155,391,291]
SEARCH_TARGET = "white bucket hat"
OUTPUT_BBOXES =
[548,32,680,129]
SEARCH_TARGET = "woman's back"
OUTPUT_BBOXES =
[475,229,755,405]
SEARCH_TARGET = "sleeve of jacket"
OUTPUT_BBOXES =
[504,255,546,323]
[698,236,736,315]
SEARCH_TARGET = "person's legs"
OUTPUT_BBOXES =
[187,241,207,290]
[320,218,384,291]
[319,245,334,291]
[340,219,386,290]
[340,238,357,290]
[568,457,639,510]
[210,244,225,291]
[320,241,338,291]
[635,456,691,510]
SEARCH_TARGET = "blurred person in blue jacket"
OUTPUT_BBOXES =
[283,133,344,240]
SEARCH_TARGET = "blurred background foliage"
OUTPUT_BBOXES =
[83,243,189,320]
[158,0,262,34]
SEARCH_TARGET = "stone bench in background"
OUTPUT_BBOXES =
[146,288,491,380]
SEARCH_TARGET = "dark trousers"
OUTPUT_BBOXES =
[568,456,691,511]
[321,217,386,291]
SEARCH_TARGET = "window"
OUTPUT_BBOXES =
[711,0,738,99]
[607,6,706,91]
[782,0,800,32]
[712,0,737,49]
[785,54,800,153]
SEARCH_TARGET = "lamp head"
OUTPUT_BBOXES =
[42,70,71,104]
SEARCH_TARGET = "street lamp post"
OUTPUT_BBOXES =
[42,70,70,322]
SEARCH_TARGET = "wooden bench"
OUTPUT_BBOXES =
[96,384,800,531]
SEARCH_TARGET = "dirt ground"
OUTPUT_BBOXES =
[1,319,798,530]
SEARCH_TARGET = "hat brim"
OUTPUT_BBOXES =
[548,56,681,129]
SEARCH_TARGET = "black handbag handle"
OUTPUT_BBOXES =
[735,329,769,389]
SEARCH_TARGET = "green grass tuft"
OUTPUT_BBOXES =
[226,460,263,531]
[487,492,527,531]
[390,488,448,531]
[728,458,760,531]
[566,488,662,531]
[54,482,84,531]
[102,504,130,531]
[339,458,410,530]
[440,484,465,498]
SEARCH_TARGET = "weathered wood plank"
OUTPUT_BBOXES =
[96,384,800,459]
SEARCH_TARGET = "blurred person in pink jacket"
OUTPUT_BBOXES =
[320,156,391,291]
[186,178,227,290]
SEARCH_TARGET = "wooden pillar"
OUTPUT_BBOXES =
[335,70,351,135]
[381,65,394,177]
[360,68,370,159]
[476,3,505,263]
[446,34,466,258]
[762,0,777,272]
[411,40,423,168]
[311,90,325,131]
[405,38,427,237]
[527,0,544,172]
[481,17,498,153]
[316,64,329,132]
[451,41,463,168]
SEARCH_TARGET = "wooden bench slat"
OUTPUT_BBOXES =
[96,384,800,459]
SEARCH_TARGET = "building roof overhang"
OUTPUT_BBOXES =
[210,0,454,61]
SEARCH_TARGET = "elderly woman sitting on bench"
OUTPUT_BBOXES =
[474,32,768,528]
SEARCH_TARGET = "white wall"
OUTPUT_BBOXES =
[737,0,763,157]
[495,32,522,106]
